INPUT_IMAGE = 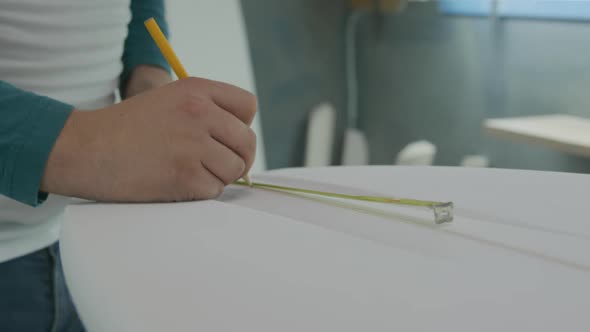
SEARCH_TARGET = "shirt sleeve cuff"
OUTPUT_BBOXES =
[10,97,73,206]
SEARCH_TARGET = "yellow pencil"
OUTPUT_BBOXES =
[144,17,252,186]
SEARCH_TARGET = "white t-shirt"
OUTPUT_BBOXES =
[0,0,131,262]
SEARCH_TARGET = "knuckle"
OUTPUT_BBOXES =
[245,128,257,156]
[248,95,258,114]
[238,156,247,173]
[207,181,224,198]
[233,156,246,179]
[169,152,228,201]
[188,172,223,200]
[244,94,258,120]
[176,78,211,117]
[182,93,211,118]
[171,155,198,189]
[220,154,245,185]
[178,76,204,90]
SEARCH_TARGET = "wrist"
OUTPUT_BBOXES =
[124,65,172,98]
[40,110,101,198]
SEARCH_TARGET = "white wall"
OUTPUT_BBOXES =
[166,0,267,173]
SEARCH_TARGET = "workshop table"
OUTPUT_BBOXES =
[484,114,590,158]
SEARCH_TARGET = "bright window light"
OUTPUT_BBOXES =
[439,0,590,20]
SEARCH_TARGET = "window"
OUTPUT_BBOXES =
[439,0,590,20]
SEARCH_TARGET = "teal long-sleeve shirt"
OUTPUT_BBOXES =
[0,0,170,207]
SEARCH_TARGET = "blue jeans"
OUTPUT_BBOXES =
[0,243,85,332]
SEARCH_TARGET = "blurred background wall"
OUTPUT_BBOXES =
[241,0,349,169]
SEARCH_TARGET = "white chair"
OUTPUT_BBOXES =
[395,140,437,166]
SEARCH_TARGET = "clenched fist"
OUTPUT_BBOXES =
[41,77,257,202]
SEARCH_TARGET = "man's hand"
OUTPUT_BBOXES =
[41,77,257,202]
[123,65,173,98]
